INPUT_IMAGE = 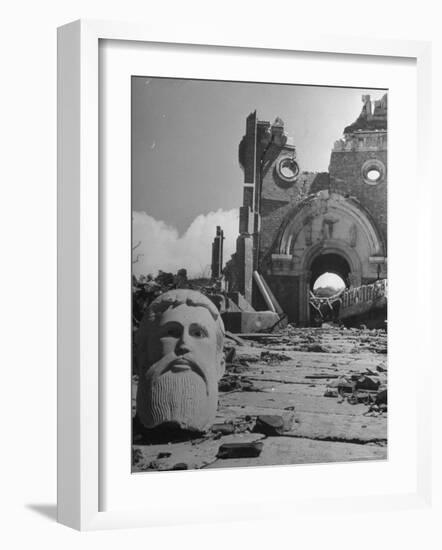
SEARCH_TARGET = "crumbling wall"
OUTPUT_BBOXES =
[230,95,388,325]
[329,146,387,247]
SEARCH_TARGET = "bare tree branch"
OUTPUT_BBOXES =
[132,241,143,264]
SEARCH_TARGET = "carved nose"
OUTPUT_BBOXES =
[176,332,191,355]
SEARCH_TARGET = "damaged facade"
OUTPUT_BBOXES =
[222,94,388,327]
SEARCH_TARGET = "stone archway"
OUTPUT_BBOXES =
[267,191,385,325]
[310,253,350,290]
[299,239,363,283]
[277,192,385,260]
[297,240,363,325]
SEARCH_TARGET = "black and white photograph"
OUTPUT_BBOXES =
[5,0,439,542]
[131,77,388,472]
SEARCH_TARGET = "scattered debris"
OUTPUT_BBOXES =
[324,388,339,398]
[355,375,381,391]
[253,415,285,436]
[348,391,374,405]
[305,343,330,353]
[224,331,246,346]
[376,388,387,405]
[260,350,291,363]
[217,442,263,459]
[234,353,260,364]
[218,374,256,392]
[365,388,388,415]
[306,374,339,380]
[145,460,161,470]
[132,448,143,465]
[224,347,236,364]
[211,423,235,435]
[324,376,354,396]
[172,463,188,470]
[133,323,387,470]
[157,452,172,459]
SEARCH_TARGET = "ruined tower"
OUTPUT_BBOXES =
[211,225,224,280]
[329,94,388,247]
[229,94,388,326]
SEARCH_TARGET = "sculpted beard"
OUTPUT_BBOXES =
[136,351,218,431]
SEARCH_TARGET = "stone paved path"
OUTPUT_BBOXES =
[132,325,387,472]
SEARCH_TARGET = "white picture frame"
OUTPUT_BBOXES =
[57,19,432,531]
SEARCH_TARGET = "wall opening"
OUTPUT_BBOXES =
[308,253,351,326]
[313,272,346,297]
[309,253,351,290]
[366,168,381,182]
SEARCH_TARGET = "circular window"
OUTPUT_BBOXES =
[366,169,381,182]
[361,159,386,185]
[275,157,299,186]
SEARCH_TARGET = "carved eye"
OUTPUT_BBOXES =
[189,324,208,338]
[160,324,181,339]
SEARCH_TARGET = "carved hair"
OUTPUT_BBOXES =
[136,289,225,357]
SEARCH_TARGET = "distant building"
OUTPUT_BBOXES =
[211,225,224,280]
[226,95,387,326]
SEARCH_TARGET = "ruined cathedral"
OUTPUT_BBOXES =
[217,94,388,330]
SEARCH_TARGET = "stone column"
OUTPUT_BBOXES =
[236,235,254,304]
[298,271,311,326]
[211,226,224,279]
[235,206,255,304]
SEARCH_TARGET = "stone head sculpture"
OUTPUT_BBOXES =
[135,289,225,433]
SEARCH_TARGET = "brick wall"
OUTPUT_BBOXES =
[265,274,299,322]
[329,149,387,247]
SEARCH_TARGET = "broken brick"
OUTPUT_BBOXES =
[217,442,263,459]
[348,391,374,404]
[172,463,188,470]
[324,388,339,398]
[253,415,285,436]
[355,375,380,391]
[306,344,330,353]
[331,376,355,394]
[376,388,387,405]
[211,423,235,435]
[260,351,291,363]
[157,452,172,459]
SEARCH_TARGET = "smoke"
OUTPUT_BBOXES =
[132,209,239,278]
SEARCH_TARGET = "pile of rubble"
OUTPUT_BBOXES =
[323,372,387,415]
[132,323,388,471]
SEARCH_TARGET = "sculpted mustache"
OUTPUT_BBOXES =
[167,356,207,384]
[144,352,208,386]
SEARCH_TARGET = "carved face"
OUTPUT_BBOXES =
[136,299,225,433]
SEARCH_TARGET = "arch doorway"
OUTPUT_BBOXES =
[313,272,346,294]
[309,254,350,325]
[272,192,384,325]
[310,253,350,291]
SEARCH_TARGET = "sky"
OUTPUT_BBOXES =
[313,273,346,291]
[132,77,386,278]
